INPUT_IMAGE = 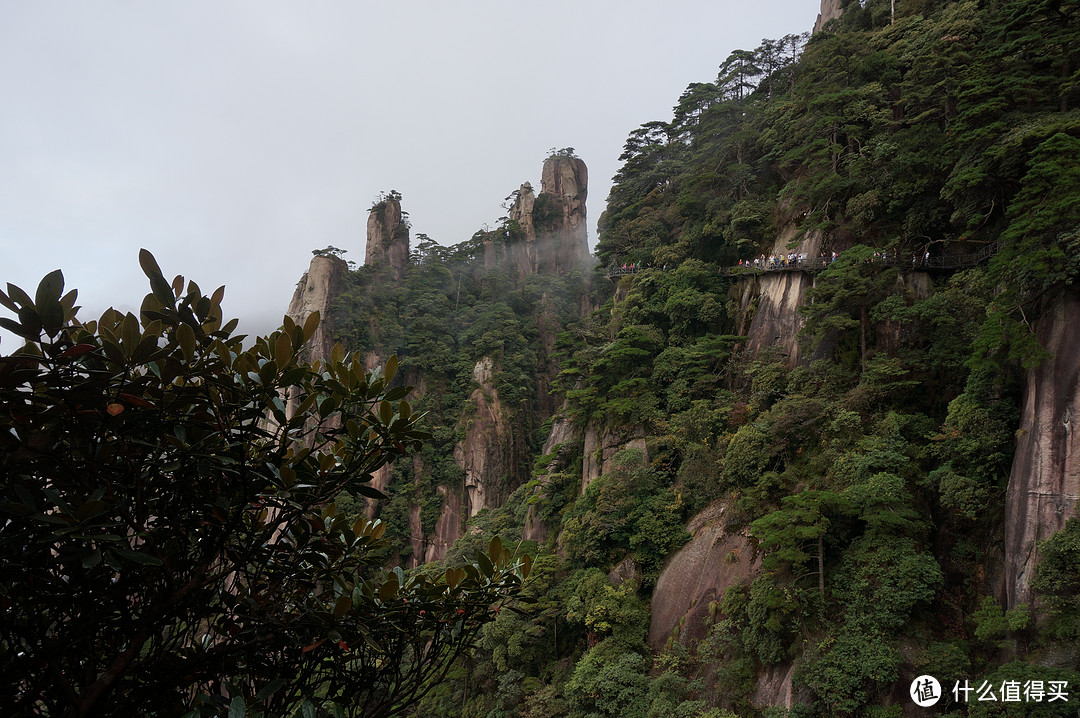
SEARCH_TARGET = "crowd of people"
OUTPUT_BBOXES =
[615,261,671,273]
[610,244,994,279]
[612,247,951,278]
[737,251,839,269]
[735,248,934,270]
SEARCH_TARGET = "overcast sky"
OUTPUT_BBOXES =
[1,1,816,348]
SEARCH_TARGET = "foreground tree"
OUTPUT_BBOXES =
[0,251,530,717]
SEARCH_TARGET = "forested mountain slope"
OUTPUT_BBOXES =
[286,0,1080,714]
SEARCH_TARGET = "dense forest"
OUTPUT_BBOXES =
[318,0,1080,715]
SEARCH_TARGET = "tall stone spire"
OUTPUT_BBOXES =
[364,194,410,282]
[813,0,843,33]
[507,154,589,276]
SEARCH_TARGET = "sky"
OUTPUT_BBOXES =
[0,0,816,348]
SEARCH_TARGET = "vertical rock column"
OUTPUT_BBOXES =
[508,182,537,277]
[286,255,349,366]
[538,155,589,275]
[1004,288,1080,608]
[365,196,410,282]
[508,155,589,276]
[813,0,844,33]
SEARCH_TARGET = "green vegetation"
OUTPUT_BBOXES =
[0,253,529,717]
[326,0,1080,715]
[329,218,595,560]
[11,0,1079,713]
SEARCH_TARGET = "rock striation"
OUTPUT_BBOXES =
[813,0,843,34]
[452,356,528,518]
[648,500,760,652]
[365,195,410,282]
[1004,287,1080,608]
[286,254,349,365]
[508,155,590,277]
[734,225,823,365]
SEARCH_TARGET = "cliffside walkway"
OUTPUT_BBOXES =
[720,241,999,276]
[609,265,649,277]
[606,242,999,279]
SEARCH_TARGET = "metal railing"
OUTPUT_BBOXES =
[606,243,999,278]
[720,242,1000,276]
[608,265,648,277]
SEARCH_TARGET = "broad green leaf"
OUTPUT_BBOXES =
[17,306,41,338]
[255,678,288,702]
[177,323,197,362]
[139,249,175,306]
[476,551,493,578]
[112,548,163,566]
[121,313,140,353]
[302,311,320,341]
[379,574,399,601]
[333,595,352,618]
[275,332,292,365]
[0,287,18,312]
[354,484,388,500]
[35,269,64,306]
[6,282,33,308]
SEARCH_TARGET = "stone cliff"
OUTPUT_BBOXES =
[813,0,843,34]
[286,254,349,365]
[365,195,410,282]
[508,155,590,277]
[1004,287,1080,609]
[284,154,593,566]
[453,356,527,518]
[733,224,822,365]
[648,501,759,652]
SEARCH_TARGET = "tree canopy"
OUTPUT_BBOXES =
[0,251,530,717]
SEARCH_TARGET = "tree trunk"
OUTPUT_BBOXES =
[1062,57,1071,113]
[818,534,825,596]
[860,304,868,371]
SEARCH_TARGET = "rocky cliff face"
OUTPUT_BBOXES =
[523,413,579,543]
[508,156,590,277]
[284,156,592,566]
[648,501,759,652]
[365,196,410,282]
[1004,287,1080,608]
[581,423,647,491]
[734,226,823,364]
[426,486,464,563]
[813,0,843,33]
[286,254,349,364]
[453,356,528,518]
